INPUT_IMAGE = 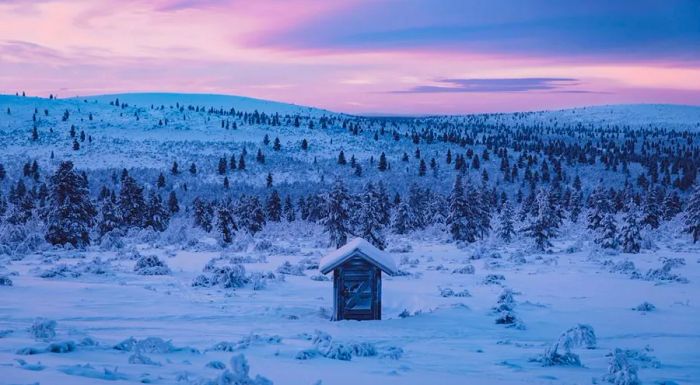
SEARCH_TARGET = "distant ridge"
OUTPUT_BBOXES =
[71,92,334,116]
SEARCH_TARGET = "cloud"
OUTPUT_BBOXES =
[252,0,700,62]
[393,77,590,93]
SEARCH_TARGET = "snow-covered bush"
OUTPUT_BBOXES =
[133,255,171,275]
[210,334,282,352]
[439,287,455,297]
[452,264,475,274]
[276,261,305,276]
[388,243,412,253]
[633,302,656,312]
[128,352,161,366]
[77,257,113,275]
[603,349,640,385]
[539,324,596,367]
[482,274,505,285]
[0,275,12,286]
[310,274,330,281]
[208,354,273,385]
[206,360,226,370]
[39,264,81,279]
[380,346,404,360]
[114,336,198,354]
[47,340,77,353]
[29,318,56,341]
[643,257,688,283]
[214,265,249,288]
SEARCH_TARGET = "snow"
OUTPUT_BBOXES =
[319,237,398,275]
[0,226,699,384]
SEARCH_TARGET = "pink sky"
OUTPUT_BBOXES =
[1,0,699,114]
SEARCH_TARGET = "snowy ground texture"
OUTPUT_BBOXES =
[1,222,698,385]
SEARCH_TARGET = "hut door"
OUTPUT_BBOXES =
[339,260,377,320]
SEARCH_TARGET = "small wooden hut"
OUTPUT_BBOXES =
[319,238,397,321]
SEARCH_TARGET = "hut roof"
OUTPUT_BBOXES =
[319,237,398,275]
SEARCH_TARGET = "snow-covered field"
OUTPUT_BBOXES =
[1,222,698,385]
[1,92,700,384]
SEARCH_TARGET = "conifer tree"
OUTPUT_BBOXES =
[273,137,281,151]
[641,187,661,229]
[171,161,179,175]
[357,182,386,249]
[218,157,227,175]
[283,195,295,222]
[587,186,610,231]
[266,172,273,188]
[498,201,516,243]
[447,175,471,242]
[168,191,179,213]
[45,161,96,247]
[238,154,246,170]
[237,195,266,234]
[338,150,347,165]
[119,171,147,228]
[266,189,282,222]
[217,201,236,244]
[391,199,414,235]
[662,191,682,220]
[324,179,351,248]
[144,191,169,231]
[193,197,214,232]
[620,200,642,253]
[97,193,120,237]
[378,152,387,171]
[596,213,618,249]
[190,163,197,175]
[522,189,559,250]
[157,173,166,188]
[418,159,427,176]
[685,184,700,242]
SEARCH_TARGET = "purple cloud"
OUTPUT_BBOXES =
[394,77,587,93]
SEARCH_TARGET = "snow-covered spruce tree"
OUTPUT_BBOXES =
[283,195,295,222]
[662,191,682,220]
[97,192,121,237]
[620,200,642,253]
[391,199,414,235]
[167,191,179,214]
[377,181,391,226]
[144,191,169,232]
[0,190,7,223]
[641,186,661,229]
[447,174,471,242]
[469,182,491,239]
[569,191,583,223]
[357,182,386,250]
[408,184,428,230]
[685,183,700,243]
[266,189,282,222]
[45,161,96,247]
[236,195,266,234]
[498,201,516,243]
[596,213,618,249]
[216,200,237,244]
[587,185,611,231]
[522,189,559,251]
[193,197,214,232]
[323,179,351,248]
[118,171,147,228]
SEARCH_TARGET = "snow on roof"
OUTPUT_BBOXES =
[319,237,398,275]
